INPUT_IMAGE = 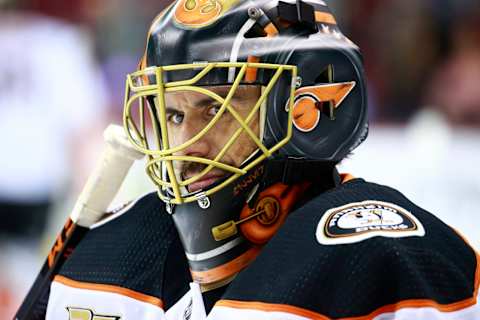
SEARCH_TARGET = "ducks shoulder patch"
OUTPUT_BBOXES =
[316,200,425,245]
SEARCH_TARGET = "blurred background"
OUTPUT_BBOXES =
[0,0,479,317]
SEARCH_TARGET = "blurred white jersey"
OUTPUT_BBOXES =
[0,13,107,202]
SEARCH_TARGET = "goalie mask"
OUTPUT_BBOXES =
[124,0,367,285]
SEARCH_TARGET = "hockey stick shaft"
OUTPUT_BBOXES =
[14,124,144,320]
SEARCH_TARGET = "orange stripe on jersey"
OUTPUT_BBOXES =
[217,270,480,320]
[54,275,164,309]
[314,11,337,25]
[216,300,331,319]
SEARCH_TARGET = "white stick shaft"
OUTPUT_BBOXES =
[71,124,144,227]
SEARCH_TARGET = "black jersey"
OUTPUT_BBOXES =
[45,179,479,319]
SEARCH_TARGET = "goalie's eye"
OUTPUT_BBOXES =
[206,104,222,117]
[167,111,185,125]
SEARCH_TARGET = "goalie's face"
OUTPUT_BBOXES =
[124,63,297,205]
[162,85,261,193]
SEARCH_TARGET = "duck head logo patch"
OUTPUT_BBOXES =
[316,201,425,245]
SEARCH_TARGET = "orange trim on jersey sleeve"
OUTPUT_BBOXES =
[54,275,164,309]
[314,11,337,25]
[217,259,480,320]
[216,300,331,319]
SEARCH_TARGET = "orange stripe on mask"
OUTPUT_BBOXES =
[314,11,337,25]
[190,247,261,284]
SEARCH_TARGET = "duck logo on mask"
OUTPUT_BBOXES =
[174,0,240,28]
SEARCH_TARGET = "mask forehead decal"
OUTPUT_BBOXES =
[174,0,241,28]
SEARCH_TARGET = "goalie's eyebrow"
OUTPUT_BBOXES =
[195,96,223,107]
[165,107,181,115]
[163,86,253,113]
[165,96,222,114]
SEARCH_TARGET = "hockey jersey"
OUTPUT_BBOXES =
[45,178,479,320]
